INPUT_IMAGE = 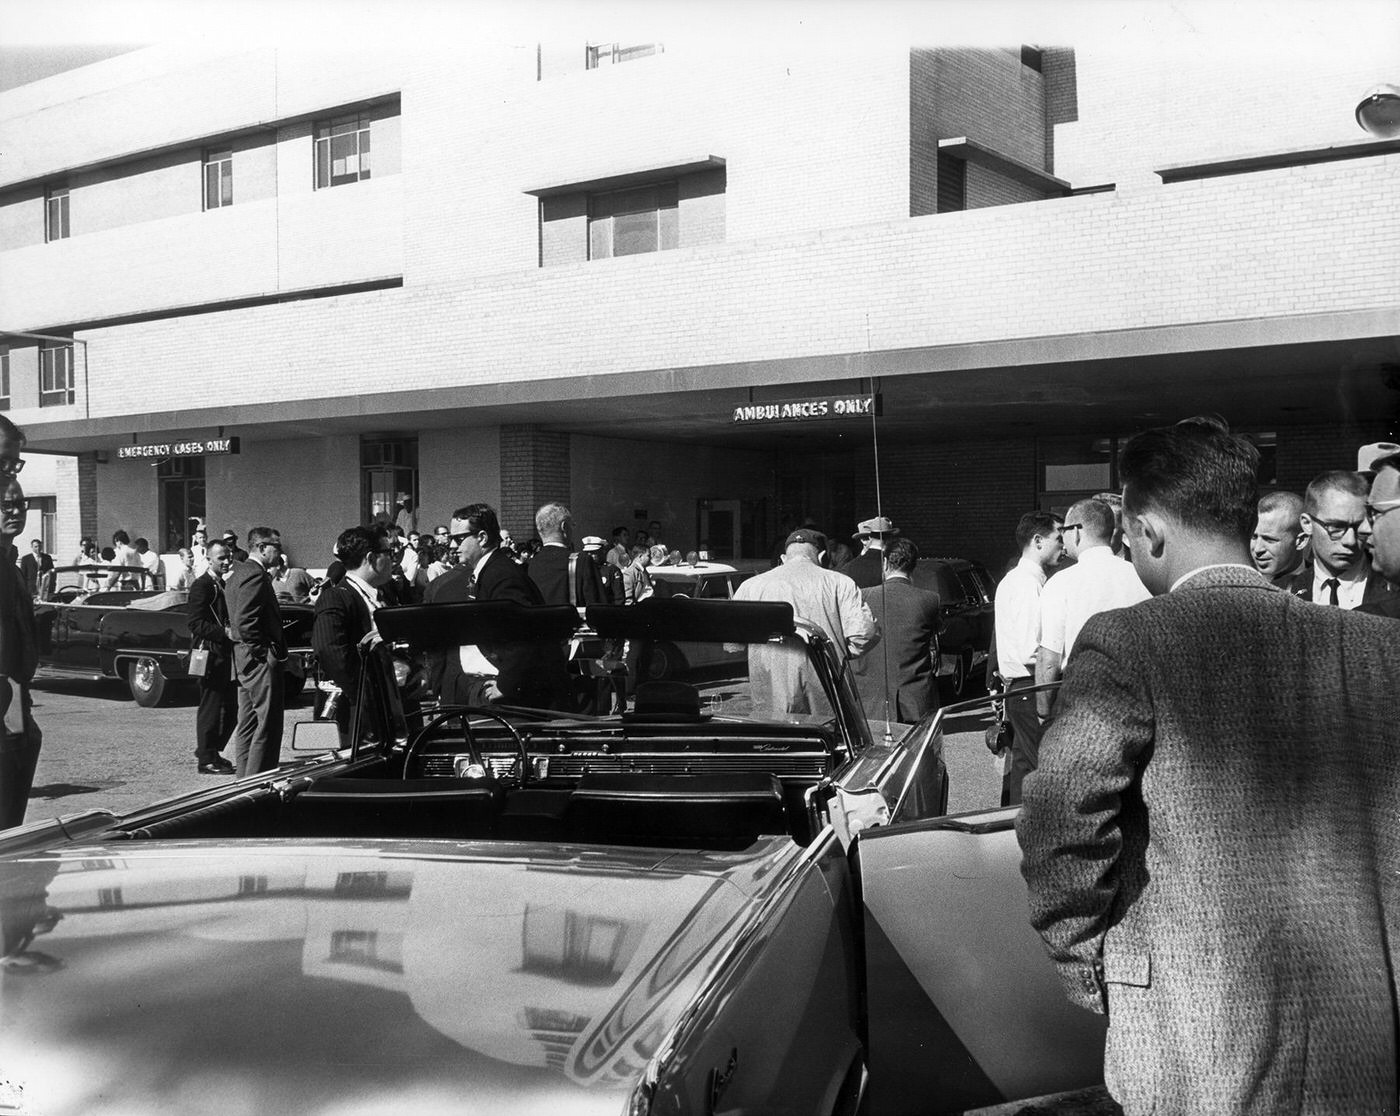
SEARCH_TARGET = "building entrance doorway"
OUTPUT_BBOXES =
[158,457,206,553]
[696,498,769,561]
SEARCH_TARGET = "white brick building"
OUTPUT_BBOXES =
[2,17,1397,570]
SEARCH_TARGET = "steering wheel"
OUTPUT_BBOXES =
[401,705,530,786]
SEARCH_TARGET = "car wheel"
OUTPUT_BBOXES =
[128,657,168,707]
[646,641,684,682]
[951,649,973,697]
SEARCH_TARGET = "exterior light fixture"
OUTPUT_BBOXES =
[1355,83,1400,138]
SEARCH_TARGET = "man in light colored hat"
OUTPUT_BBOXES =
[844,516,899,588]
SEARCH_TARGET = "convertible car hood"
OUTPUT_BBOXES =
[0,838,794,1115]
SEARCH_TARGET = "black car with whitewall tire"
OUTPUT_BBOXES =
[32,568,314,707]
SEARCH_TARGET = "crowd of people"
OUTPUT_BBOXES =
[8,406,1400,1108]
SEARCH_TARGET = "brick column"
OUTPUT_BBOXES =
[76,451,99,543]
[499,425,571,541]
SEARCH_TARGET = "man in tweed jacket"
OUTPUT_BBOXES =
[1017,416,1400,1115]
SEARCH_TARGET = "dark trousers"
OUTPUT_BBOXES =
[231,645,285,778]
[1004,678,1045,806]
[194,675,239,764]
[0,684,41,830]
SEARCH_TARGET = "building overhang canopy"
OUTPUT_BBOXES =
[523,155,726,198]
[936,137,1071,195]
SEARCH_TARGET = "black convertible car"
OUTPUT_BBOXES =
[0,598,1103,1114]
[33,565,315,706]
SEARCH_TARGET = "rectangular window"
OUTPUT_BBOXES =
[585,41,663,68]
[588,182,679,260]
[39,342,75,407]
[45,186,70,241]
[315,114,372,189]
[0,350,9,411]
[204,147,233,209]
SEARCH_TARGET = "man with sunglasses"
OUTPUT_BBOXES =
[0,416,42,828]
[1281,470,1394,608]
[1359,447,1400,619]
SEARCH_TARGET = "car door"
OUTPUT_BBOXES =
[842,718,1106,1115]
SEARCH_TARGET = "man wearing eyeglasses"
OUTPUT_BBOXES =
[0,416,42,829]
[1359,448,1400,619]
[1035,499,1149,721]
[1281,470,1394,609]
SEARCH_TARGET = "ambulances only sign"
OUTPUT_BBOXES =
[117,437,241,460]
[730,395,880,425]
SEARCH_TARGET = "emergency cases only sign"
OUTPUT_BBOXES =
[731,394,880,425]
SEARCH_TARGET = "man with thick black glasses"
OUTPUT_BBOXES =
[0,415,42,828]
[1281,470,1394,608]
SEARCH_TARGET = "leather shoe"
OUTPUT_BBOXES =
[198,760,234,774]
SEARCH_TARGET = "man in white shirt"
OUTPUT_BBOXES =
[733,528,878,716]
[1036,499,1150,720]
[993,511,1063,804]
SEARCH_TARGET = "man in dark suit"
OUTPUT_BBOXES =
[1360,447,1400,619]
[18,540,53,600]
[1017,416,1400,1116]
[224,525,288,777]
[842,516,898,588]
[849,537,942,724]
[1279,470,1394,607]
[427,503,567,709]
[0,423,42,830]
[313,525,393,745]
[527,502,606,608]
[187,540,238,773]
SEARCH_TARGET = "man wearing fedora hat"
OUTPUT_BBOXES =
[844,516,899,588]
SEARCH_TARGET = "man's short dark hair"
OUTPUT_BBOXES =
[612,526,629,540]
[247,526,280,550]
[336,525,386,569]
[452,503,502,546]
[0,415,25,446]
[1119,415,1259,541]
[1014,512,1060,551]
[1303,470,1368,515]
[134,537,149,551]
[883,537,919,574]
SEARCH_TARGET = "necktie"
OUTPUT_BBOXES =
[1322,578,1340,606]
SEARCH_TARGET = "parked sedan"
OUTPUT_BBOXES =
[32,567,315,706]
[0,598,1104,1115]
[912,557,996,697]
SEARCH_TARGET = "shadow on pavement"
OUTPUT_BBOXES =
[30,781,124,800]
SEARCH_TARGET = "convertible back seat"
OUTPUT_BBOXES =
[562,772,787,848]
[287,777,502,838]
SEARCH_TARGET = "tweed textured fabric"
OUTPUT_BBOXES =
[1017,565,1400,1115]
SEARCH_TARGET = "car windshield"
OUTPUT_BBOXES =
[367,598,865,738]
